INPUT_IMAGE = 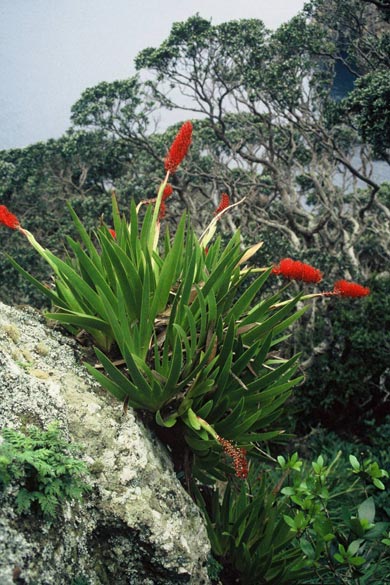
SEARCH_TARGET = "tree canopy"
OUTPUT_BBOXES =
[134,6,390,274]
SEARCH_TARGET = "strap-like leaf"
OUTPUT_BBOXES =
[228,268,272,321]
[67,203,101,263]
[151,214,186,316]
[44,311,111,334]
[6,255,66,308]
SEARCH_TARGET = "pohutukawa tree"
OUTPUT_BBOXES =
[131,9,389,277]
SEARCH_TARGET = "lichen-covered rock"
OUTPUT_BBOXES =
[0,302,211,585]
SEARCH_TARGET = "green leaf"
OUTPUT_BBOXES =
[96,347,156,408]
[140,203,154,250]
[228,268,272,321]
[237,429,284,443]
[300,538,315,560]
[185,432,214,453]
[151,214,186,315]
[347,539,364,556]
[243,301,307,346]
[172,323,195,374]
[51,246,117,317]
[197,400,214,419]
[155,410,177,428]
[6,255,66,308]
[283,515,297,530]
[349,556,366,567]
[349,454,360,471]
[214,397,245,436]
[365,521,388,540]
[251,332,273,373]
[67,202,100,262]
[246,355,300,394]
[358,497,375,524]
[373,478,385,490]
[162,335,183,398]
[186,408,202,431]
[131,258,150,354]
[98,233,142,322]
[44,312,112,335]
[85,364,135,407]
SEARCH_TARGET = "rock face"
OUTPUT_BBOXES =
[0,302,211,585]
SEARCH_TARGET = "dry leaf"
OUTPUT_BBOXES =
[237,242,263,266]
[237,323,258,335]
[205,326,218,363]
[95,358,125,369]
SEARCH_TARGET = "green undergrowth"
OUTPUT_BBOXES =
[201,448,390,585]
[0,422,90,518]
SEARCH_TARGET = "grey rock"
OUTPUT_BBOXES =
[0,302,211,585]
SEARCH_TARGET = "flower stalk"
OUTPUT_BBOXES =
[194,414,249,479]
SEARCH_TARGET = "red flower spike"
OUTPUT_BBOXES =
[217,435,249,479]
[0,205,20,230]
[164,121,193,174]
[272,258,323,284]
[162,184,174,201]
[108,228,116,239]
[333,280,370,298]
[214,193,230,215]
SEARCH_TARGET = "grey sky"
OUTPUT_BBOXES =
[0,0,305,150]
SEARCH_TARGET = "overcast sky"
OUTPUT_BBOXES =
[0,0,305,150]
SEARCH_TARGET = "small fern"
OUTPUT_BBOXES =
[0,422,90,518]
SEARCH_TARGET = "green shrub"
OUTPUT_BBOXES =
[197,451,390,584]
[295,423,390,522]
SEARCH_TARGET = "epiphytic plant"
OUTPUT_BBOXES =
[1,123,370,482]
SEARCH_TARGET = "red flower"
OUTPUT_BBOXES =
[108,228,116,239]
[214,193,230,215]
[217,435,249,479]
[164,121,193,174]
[272,258,323,284]
[0,205,20,230]
[333,280,370,298]
[162,184,174,201]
